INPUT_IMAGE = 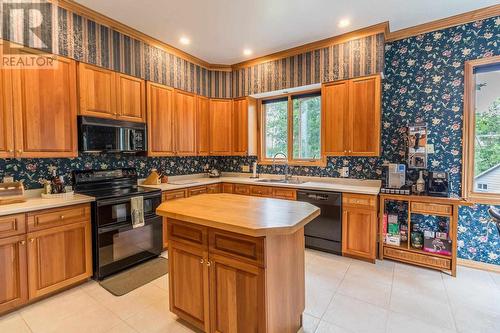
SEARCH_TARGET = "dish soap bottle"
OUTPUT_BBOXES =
[416,170,425,194]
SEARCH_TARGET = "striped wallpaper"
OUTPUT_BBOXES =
[1,2,383,99]
[1,2,232,98]
[232,33,385,98]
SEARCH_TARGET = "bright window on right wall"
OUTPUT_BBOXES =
[464,56,500,203]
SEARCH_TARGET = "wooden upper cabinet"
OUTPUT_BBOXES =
[232,98,248,156]
[78,63,116,119]
[0,68,14,158]
[147,82,175,156]
[196,96,210,155]
[12,57,78,158]
[175,90,197,156]
[209,99,232,155]
[0,234,28,313]
[349,75,381,156]
[116,73,146,122]
[323,80,349,156]
[323,74,381,157]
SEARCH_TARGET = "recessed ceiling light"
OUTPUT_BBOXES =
[338,19,350,28]
[179,36,190,45]
[243,48,253,56]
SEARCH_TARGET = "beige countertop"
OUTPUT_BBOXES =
[0,190,95,216]
[142,173,381,195]
[156,193,320,237]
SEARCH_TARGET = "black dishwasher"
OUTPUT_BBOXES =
[297,190,342,254]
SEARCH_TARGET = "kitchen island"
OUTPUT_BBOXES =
[156,193,320,333]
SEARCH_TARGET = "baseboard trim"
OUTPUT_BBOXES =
[457,258,500,273]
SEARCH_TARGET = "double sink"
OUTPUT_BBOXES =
[256,178,305,185]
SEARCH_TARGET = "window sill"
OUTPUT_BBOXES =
[464,193,500,205]
[258,158,327,167]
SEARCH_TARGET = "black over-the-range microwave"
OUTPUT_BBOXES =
[78,116,147,154]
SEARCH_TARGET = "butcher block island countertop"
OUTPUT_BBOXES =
[156,193,320,333]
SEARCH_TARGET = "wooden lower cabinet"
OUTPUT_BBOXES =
[210,254,265,333]
[27,219,92,299]
[169,241,210,332]
[162,189,187,249]
[167,219,303,333]
[342,194,377,262]
[0,234,28,314]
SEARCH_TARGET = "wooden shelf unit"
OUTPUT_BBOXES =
[378,194,467,277]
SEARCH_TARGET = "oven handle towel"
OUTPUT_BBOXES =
[131,196,145,228]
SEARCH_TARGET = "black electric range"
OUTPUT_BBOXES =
[73,168,162,280]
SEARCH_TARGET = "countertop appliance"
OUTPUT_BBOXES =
[427,171,449,197]
[297,190,342,254]
[73,168,162,280]
[78,116,147,154]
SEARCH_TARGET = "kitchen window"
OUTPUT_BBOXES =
[463,55,500,203]
[260,91,324,166]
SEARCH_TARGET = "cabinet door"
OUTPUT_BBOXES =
[116,73,145,122]
[175,90,197,156]
[209,99,232,155]
[162,190,187,249]
[196,95,210,155]
[209,254,265,333]
[12,56,78,158]
[78,63,116,119]
[169,241,209,332]
[342,207,377,261]
[27,220,92,299]
[147,82,175,156]
[348,75,381,156]
[0,68,14,158]
[323,80,349,156]
[0,235,28,314]
[232,98,248,156]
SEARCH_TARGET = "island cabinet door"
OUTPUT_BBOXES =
[169,241,210,332]
[209,254,265,333]
[342,207,377,262]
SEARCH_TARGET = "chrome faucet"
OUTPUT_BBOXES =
[272,152,292,181]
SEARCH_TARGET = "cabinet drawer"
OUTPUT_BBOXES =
[383,247,451,270]
[0,214,26,238]
[162,190,186,201]
[27,204,90,232]
[250,185,273,197]
[233,184,250,195]
[209,229,264,266]
[168,219,208,248]
[187,186,208,197]
[342,193,377,209]
[206,184,221,194]
[272,188,296,200]
[411,202,452,216]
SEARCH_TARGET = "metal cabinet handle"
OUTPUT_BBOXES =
[16,149,22,153]
[8,149,14,153]
[200,258,204,264]
[29,238,34,243]
[20,240,26,245]
[206,260,211,267]
[60,215,65,219]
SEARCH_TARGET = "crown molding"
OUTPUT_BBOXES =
[386,4,500,42]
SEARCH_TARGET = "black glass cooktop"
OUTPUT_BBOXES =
[77,186,160,200]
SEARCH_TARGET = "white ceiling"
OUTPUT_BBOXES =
[75,0,499,65]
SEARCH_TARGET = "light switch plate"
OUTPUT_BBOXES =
[426,144,435,154]
[241,165,250,172]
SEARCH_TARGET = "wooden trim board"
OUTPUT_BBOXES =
[458,258,500,274]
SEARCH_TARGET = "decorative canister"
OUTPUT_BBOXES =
[411,231,424,249]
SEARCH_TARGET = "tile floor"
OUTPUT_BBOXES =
[1,249,500,333]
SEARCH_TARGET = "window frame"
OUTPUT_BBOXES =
[462,55,500,204]
[258,89,325,166]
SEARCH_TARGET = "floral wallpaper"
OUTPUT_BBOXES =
[1,16,499,265]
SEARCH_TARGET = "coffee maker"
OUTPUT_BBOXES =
[427,172,449,197]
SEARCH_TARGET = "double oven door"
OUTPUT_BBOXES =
[94,193,162,279]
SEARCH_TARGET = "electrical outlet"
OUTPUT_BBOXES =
[3,175,14,183]
[340,167,349,178]
[426,144,435,154]
[241,165,250,172]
